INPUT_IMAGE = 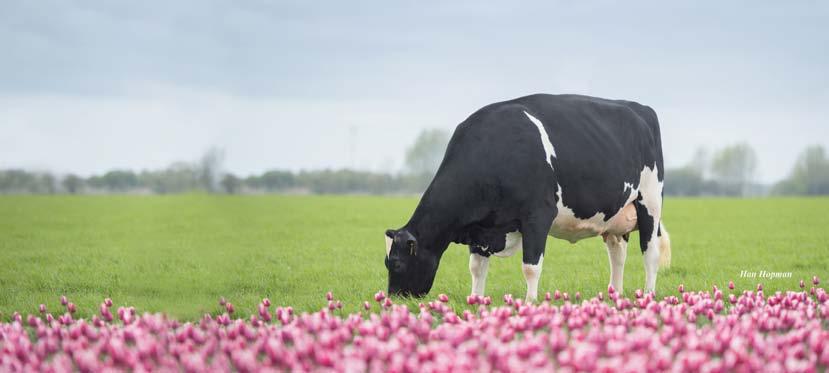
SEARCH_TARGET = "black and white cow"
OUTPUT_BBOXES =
[385,94,671,301]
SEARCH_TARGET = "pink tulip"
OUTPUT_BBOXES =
[226,303,234,314]
[813,276,820,285]
[678,284,685,293]
[67,302,76,314]
[438,294,449,303]
[262,298,271,307]
[219,297,227,306]
[60,295,68,306]
[800,279,805,288]
[39,304,46,314]
[0,288,824,372]
[105,298,113,307]
[325,291,333,301]
[728,281,735,290]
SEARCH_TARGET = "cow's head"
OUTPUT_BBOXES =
[384,228,439,297]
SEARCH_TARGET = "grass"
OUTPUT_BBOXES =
[0,195,827,320]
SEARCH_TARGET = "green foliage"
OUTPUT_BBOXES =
[0,170,56,194]
[773,145,829,195]
[404,129,449,175]
[710,143,758,196]
[665,144,766,196]
[0,195,826,320]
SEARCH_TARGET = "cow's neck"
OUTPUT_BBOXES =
[404,183,460,256]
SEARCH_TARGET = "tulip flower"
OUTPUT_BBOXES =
[0,287,825,372]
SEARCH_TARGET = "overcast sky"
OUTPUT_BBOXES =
[1,1,827,183]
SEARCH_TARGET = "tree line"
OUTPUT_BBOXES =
[1,131,828,196]
[664,143,829,196]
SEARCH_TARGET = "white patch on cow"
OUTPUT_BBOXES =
[635,164,664,292]
[522,254,543,302]
[635,165,662,219]
[493,231,522,258]
[385,235,393,257]
[469,253,490,296]
[523,111,556,169]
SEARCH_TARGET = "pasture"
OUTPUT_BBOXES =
[0,195,827,320]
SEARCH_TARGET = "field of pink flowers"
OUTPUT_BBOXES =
[2,278,828,372]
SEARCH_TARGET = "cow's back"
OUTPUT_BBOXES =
[437,94,663,228]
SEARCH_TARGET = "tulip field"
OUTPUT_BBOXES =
[1,195,828,371]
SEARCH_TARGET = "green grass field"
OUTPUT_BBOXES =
[1,195,827,320]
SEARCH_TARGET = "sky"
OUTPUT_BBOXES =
[1,1,827,183]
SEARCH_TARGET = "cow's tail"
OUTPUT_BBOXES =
[658,222,672,268]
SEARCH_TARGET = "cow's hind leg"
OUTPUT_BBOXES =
[468,246,490,296]
[521,207,556,302]
[604,233,628,294]
[634,195,663,293]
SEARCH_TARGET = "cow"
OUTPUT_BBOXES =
[384,94,671,301]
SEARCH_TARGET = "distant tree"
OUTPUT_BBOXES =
[40,173,57,194]
[0,170,57,194]
[404,129,450,176]
[221,174,242,194]
[690,147,709,178]
[98,170,139,191]
[773,145,829,195]
[62,174,84,194]
[142,162,201,194]
[404,129,450,191]
[260,170,295,191]
[710,143,758,196]
[664,166,705,196]
[199,147,224,193]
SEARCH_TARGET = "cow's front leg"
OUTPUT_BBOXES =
[468,246,490,296]
[604,233,628,294]
[522,254,544,302]
[521,207,556,303]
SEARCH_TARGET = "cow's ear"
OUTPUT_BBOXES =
[407,238,417,256]
[385,229,396,239]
